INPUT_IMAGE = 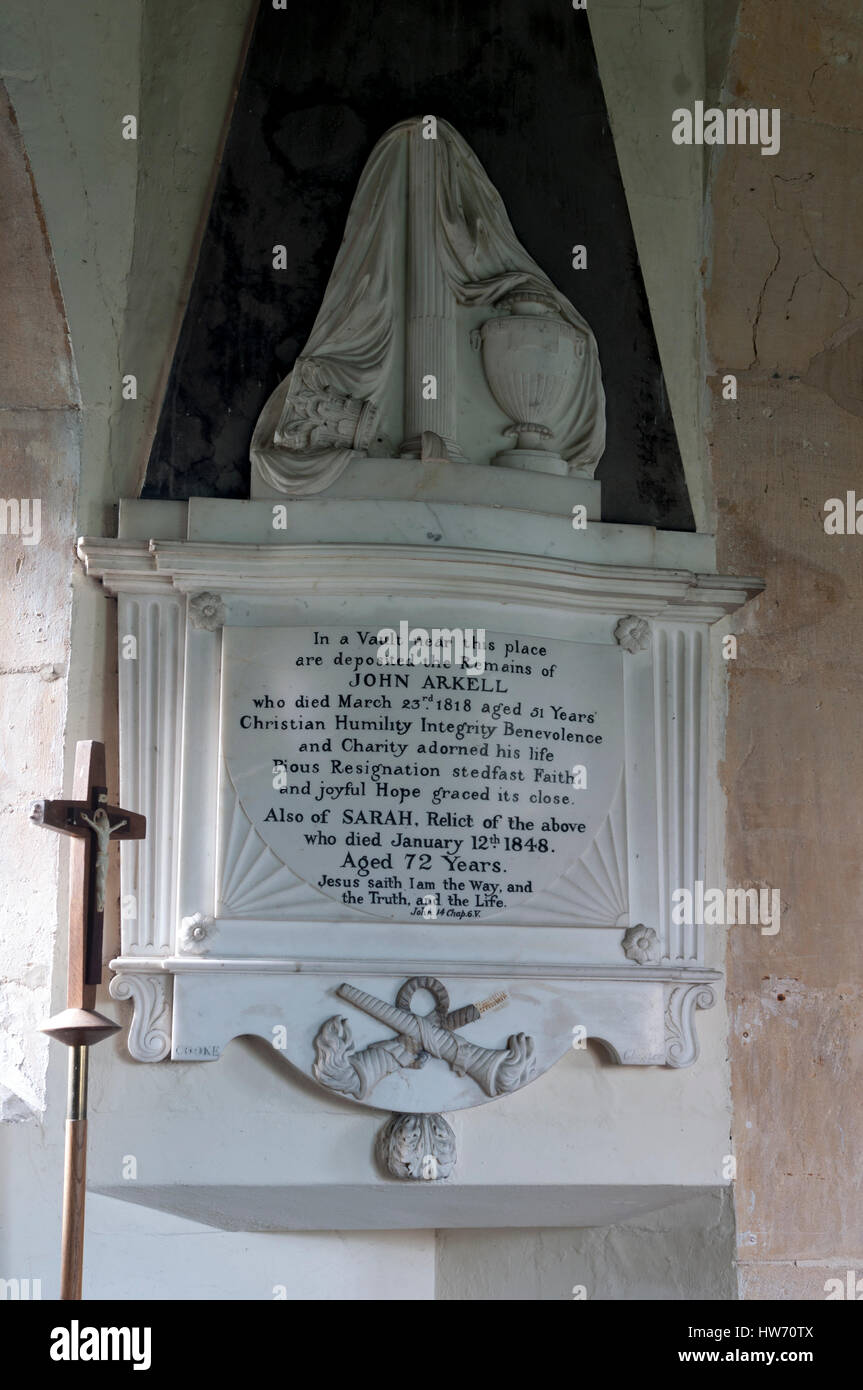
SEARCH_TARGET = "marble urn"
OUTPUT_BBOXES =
[479,291,588,474]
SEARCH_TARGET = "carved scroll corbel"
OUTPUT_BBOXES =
[109,972,172,1062]
[665,982,717,1068]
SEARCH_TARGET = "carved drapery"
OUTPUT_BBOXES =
[250,117,605,494]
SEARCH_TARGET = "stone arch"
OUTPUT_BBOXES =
[0,79,80,1120]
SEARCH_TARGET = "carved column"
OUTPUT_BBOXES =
[400,121,461,460]
[116,592,184,955]
[654,623,708,963]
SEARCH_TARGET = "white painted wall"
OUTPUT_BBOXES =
[437,1191,736,1301]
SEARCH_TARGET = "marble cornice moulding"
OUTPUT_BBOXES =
[111,954,722,984]
[78,537,761,622]
[103,496,719,568]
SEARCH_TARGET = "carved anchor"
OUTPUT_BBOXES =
[312,976,536,1101]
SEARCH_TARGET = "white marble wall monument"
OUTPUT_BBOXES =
[79,117,761,1182]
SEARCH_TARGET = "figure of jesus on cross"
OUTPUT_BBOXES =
[78,806,127,913]
[31,740,145,1299]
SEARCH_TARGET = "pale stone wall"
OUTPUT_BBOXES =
[0,79,78,1123]
[706,0,863,1301]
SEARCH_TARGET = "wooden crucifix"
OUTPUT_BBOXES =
[31,739,145,1300]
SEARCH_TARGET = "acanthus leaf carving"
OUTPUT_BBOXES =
[273,359,381,454]
[377,1112,456,1181]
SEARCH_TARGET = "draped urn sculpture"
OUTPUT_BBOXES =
[250,117,606,494]
[478,291,590,474]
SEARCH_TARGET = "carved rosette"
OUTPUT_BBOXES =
[377,1112,456,1181]
[179,912,216,954]
[621,923,660,965]
[665,982,717,1067]
[614,615,651,653]
[188,591,226,631]
[110,973,173,1062]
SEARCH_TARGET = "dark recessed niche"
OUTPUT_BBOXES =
[144,0,694,532]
